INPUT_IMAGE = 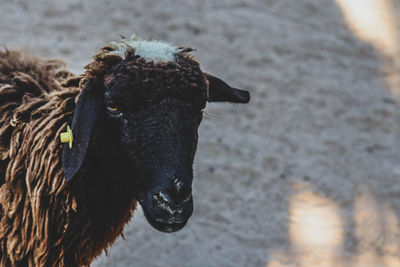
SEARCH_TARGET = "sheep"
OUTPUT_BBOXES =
[0,35,250,266]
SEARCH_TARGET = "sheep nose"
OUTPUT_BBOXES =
[153,191,192,211]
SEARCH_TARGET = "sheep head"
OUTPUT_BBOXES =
[62,36,250,233]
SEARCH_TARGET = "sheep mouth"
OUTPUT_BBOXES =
[138,194,193,233]
[144,214,188,233]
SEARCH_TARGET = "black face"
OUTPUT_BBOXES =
[62,56,250,234]
[102,62,206,232]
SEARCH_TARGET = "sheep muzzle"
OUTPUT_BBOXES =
[138,188,194,233]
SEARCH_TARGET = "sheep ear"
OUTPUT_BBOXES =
[62,83,103,182]
[205,73,250,103]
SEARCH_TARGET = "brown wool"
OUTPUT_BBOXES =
[0,49,138,266]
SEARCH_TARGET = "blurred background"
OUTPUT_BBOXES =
[2,0,400,266]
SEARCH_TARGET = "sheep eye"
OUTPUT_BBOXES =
[107,105,120,113]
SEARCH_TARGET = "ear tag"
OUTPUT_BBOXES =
[60,125,73,149]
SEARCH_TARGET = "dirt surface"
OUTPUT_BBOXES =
[2,0,400,266]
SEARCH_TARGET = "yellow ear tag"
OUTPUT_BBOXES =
[60,125,73,149]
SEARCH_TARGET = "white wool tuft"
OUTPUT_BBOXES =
[108,35,182,62]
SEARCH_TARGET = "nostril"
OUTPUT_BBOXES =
[153,192,176,215]
[153,191,170,205]
[172,177,184,192]
[153,191,192,210]
[183,194,192,203]
[176,193,192,207]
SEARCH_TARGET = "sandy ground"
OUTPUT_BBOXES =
[2,0,400,266]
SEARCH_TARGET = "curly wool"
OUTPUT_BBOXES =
[0,50,137,266]
[0,49,82,265]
